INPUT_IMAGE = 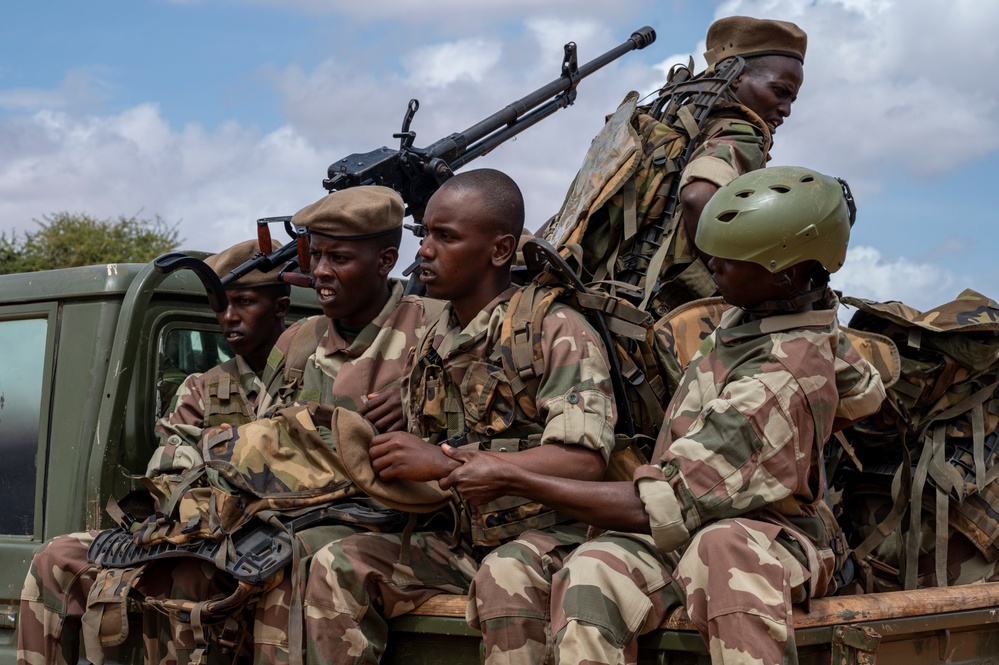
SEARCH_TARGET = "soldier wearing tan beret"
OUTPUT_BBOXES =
[241,186,444,665]
[16,237,296,665]
[154,236,293,461]
[664,15,808,311]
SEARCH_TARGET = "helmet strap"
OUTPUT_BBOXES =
[744,278,832,317]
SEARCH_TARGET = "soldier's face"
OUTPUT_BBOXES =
[309,235,395,327]
[707,256,787,309]
[217,287,287,360]
[731,55,804,135]
[417,188,502,307]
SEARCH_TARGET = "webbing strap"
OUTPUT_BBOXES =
[675,105,700,139]
[622,176,638,244]
[905,432,935,589]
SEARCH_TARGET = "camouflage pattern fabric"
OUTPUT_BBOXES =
[466,525,589,665]
[283,280,442,411]
[18,532,97,665]
[404,288,616,547]
[18,351,274,665]
[549,296,885,665]
[148,354,278,478]
[643,105,772,317]
[302,287,617,665]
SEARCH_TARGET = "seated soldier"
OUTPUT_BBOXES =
[440,167,887,665]
[300,168,617,665]
[17,238,291,665]
[245,185,443,665]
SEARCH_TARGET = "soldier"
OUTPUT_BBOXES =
[661,15,808,312]
[17,238,292,665]
[441,167,887,665]
[300,168,617,665]
[246,185,442,665]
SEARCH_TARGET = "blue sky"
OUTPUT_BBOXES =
[1,0,996,312]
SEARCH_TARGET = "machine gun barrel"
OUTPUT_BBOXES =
[323,26,656,214]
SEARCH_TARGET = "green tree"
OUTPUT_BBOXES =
[0,212,182,274]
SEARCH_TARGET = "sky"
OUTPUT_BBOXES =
[1,0,996,312]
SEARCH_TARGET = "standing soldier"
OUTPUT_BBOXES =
[443,167,887,665]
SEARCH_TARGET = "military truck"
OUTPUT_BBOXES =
[2,258,999,665]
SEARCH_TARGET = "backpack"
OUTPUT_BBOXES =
[833,289,999,591]
[511,238,668,471]
[540,56,762,316]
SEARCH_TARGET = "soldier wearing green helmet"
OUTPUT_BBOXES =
[697,165,856,315]
[432,166,885,665]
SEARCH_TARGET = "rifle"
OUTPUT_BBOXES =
[324,26,655,220]
[152,216,310,312]
[153,26,657,306]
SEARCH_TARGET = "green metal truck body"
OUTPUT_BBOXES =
[1,262,998,664]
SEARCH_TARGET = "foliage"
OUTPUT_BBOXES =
[0,212,182,274]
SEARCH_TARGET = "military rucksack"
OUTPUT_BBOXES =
[513,239,668,464]
[833,289,999,591]
[540,56,765,316]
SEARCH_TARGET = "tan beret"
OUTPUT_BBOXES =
[333,407,452,513]
[705,16,807,64]
[292,185,404,240]
[204,238,285,288]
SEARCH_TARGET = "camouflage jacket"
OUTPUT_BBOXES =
[635,295,885,556]
[280,279,443,413]
[669,100,772,270]
[147,354,277,476]
[404,286,617,546]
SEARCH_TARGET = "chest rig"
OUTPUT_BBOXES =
[407,311,562,548]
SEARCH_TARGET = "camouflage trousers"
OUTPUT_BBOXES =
[17,524,361,665]
[302,524,588,665]
[551,518,823,665]
[18,531,97,665]
[16,530,232,665]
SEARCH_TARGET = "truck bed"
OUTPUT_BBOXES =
[386,584,999,664]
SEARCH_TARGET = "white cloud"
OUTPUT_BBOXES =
[404,39,502,88]
[831,245,961,311]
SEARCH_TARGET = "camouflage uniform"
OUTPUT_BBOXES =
[251,280,439,665]
[17,352,276,665]
[302,286,617,665]
[651,102,771,313]
[549,295,886,665]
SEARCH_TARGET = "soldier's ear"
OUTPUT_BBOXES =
[274,296,292,319]
[377,247,399,277]
[491,233,517,269]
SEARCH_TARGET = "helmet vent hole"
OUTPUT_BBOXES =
[800,175,815,183]
[717,211,738,223]
[769,185,791,193]
[735,189,754,198]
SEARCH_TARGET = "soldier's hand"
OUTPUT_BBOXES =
[369,431,459,482]
[359,390,403,433]
[439,445,514,506]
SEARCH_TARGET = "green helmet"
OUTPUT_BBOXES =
[695,166,855,274]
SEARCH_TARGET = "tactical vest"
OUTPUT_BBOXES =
[408,308,556,548]
[201,358,257,428]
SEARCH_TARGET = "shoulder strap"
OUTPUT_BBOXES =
[283,316,329,387]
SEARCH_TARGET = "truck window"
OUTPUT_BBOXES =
[156,326,233,418]
[0,318,46,535]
